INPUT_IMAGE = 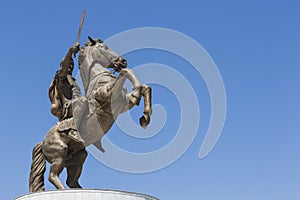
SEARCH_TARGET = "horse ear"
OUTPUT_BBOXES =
[88,36,97,45]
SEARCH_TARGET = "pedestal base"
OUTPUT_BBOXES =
[15,189,158,200]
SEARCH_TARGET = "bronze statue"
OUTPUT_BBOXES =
[29,36,152,192]
[29,43,88,192]
[48,42,87,142]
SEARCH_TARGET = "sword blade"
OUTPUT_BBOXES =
[76,9,86,43]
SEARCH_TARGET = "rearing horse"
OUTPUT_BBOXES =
[76,36,152,148]
[78,37,152,146]
[29,36,152,192]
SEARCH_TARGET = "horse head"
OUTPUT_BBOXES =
[79,36,127,72]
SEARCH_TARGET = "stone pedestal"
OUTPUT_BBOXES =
[14,189,158,200]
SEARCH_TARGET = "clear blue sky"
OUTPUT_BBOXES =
[1,1,299,200]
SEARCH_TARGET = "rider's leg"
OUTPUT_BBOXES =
[72,96,88,127]
[72,81,89,125]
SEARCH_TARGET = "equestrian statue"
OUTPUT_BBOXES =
[29,13,152,192]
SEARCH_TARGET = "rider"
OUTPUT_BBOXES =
[48,42,87,144]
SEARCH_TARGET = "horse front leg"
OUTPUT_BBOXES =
[100,68,152,128]
[108,68,142,105]
[123,84,152,128]
[139,85,152,128]
[116,70,152,128]
[121,69,142,105]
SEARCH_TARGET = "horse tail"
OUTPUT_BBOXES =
[29,142,46,192]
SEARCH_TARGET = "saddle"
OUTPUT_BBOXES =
[57,118,84,144]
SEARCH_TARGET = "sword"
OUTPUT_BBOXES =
[74,9,86,57]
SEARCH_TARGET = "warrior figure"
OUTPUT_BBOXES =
[48,42,87,144]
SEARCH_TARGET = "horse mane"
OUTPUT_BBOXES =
[78,38,103,66]
[78,46,87,66]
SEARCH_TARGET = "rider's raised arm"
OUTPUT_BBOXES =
[59,43,80,76]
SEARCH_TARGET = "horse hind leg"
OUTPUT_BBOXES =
[48,157,66,189]
[42,124,69,189]
[66,149,87,188]
[46,142,68,189]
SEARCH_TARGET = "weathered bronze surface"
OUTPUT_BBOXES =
[29,35,152,192]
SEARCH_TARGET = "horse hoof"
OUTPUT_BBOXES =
[139,116,150,129]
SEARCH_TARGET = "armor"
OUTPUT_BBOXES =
[48,43,86,144]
